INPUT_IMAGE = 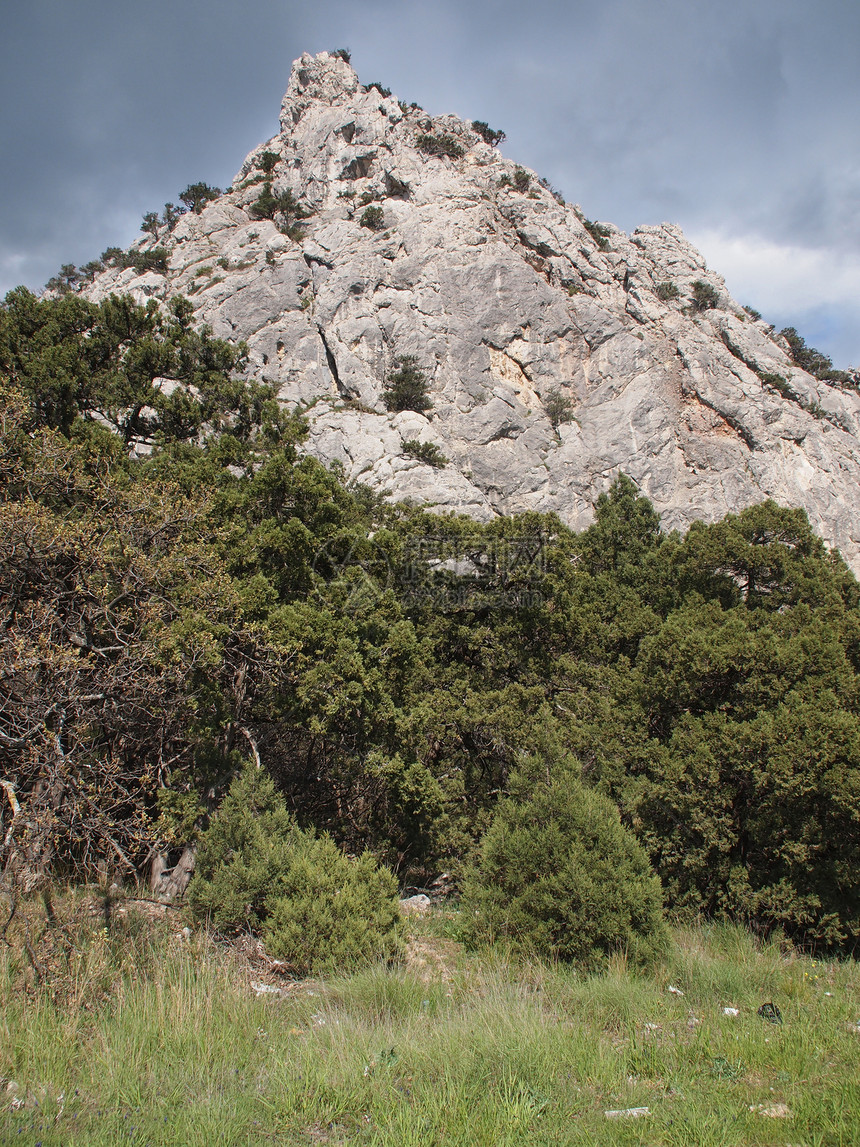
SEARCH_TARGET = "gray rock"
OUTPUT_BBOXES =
[80,51,860,572]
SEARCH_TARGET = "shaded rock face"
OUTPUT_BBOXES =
[87,51,860,568]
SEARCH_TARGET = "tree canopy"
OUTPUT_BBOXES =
[3,284,860,951]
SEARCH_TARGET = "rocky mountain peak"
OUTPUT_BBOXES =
[83,52,860,570]
[281,50,362,126]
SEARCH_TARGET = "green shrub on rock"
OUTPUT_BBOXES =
[655,281,680,302]
[188,764,404,974]
[415,133,465,160]
[690,280,719,311]
[462,765,667,969]
[360,205,386,231]
[382,355,433,413]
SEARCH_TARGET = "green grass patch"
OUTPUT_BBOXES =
[2,896,860,1144]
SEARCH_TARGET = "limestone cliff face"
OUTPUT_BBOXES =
[87,51,860,568]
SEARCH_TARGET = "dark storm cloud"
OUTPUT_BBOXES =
[2,0,858,363]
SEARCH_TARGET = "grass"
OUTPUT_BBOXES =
[2,893,860,1145]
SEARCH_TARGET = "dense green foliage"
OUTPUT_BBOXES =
[189,765,403,973]
[463,764,667,967]
[249,183,313,237]
[187,765,303,931]
[262,837,404,973]
[3,284,860,953]
[543,387,575,429]
[656,281,680,301]
[179,182,222,214]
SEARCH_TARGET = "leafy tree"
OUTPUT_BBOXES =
[161,202,186,229]
[249,183,313,237]
[79,259,105,283]
[187,764,302,930]
[140,211,160,235]
[0,287,248,442]
[544,387,575,429]
[179,182,222,214]
[0,391,251,889]
[513,167,530,192]
[471,121,506,146]
[402,439,447,467]
[382,355,433,413]
[45,264,81,294]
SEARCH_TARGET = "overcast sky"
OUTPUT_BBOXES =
[2,0,858,366]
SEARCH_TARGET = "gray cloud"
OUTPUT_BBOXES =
[2,0,857,363]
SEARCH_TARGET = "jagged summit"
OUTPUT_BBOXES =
[84,51,860,569]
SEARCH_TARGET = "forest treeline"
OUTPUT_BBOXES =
[2,287,860,952]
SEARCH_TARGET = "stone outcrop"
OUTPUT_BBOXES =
[85,51,860,569]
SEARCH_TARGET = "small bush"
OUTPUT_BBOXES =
[402,439,447,467]
[416,133,465,160]
[584,219,611,250]
[258,150,280,175]
[262,836,404,975]
[189,764,404,975]
[743,304,762,321]
[690,280,719,311]
[543,388,575,429]
[80,259,104,283]
[366,82,392,98]
[655,281,680,302]
[382,355,433,413]
[331,47,352,63]
[758,371,797,401]
[538,176,565,204]
[471,120,506,146]
[140,211,160,236]
[179,182,221,214]
[498,174,513,189]
[188,765,302,931]
[462,766,668,969]
[250,183,312,233]
[98,247,170,276]
[780,325,839,380]
[360,205,386,231]
[513,167,530,192]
